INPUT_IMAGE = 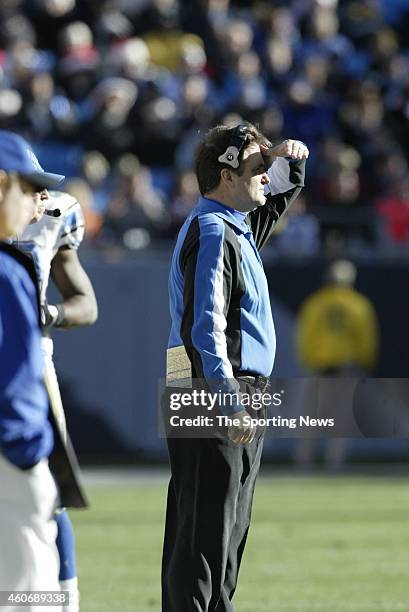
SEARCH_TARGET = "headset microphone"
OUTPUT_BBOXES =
[45,209,61,218]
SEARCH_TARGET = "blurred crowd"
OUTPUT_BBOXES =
[2,0,409,254]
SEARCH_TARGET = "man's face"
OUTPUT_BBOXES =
[0,172,40,239]
[230,143,270,212]
[29,189,49,224]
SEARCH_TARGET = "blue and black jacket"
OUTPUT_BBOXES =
[168,156,306,393]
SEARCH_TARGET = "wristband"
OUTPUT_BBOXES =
[52,304,65,327]
[41,303,65,328]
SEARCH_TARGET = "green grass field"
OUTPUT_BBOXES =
[72,473,409,611]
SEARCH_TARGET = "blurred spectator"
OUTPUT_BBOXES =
[302,52,331,97]
[133,93,180,167]
[235,50,268,112]
[138,2,196,73]
[203,0,233,34]
[182,75,209,118]
[218,18,253,62]
[169,170,199,231]
[376,177,409,246]
[296,259,379,374]
[103,153,169,246]
[264,6,299,47]
[2,14,45,90]
[21,72,55,137]
[84,77,138,161]
[162,37,210,106]
[106,37,155,84]
[64,177,103,243]
[264,37,294,88]
[179,38,207,77]
[174,106,213,171]
[26,0,85,51]
[134,0,180,37]
[81,150,111,213]
[35,0,76,19]
[311,137,379,247]
[338,0,383,43]
[283,75,335,150]
[338,79,384,151]
[209,18,255,113]
[316,141,361,208]
[0,87,22,129]
[274,195,320,256]
[294,258,380,467]
[301,4,354,61]
[94,7,134,46]
[57,21,98,101]
[252,105,284,145]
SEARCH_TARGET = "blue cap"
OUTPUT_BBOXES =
[0,130,64,189]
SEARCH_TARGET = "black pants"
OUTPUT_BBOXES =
[161,388,265,612]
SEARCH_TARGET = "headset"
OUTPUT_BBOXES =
[217,124,249,169]
[218,123,270,172]
[45,209,61,217]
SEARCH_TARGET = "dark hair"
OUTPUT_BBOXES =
[195,123,269,196]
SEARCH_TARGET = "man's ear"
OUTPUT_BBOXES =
[0,170,8,202]
[220,167,234,187]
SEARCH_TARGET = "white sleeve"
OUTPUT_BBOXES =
[265,157,300,196]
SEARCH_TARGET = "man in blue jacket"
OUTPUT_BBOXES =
[0,130,66,606]
[163,123,308,611]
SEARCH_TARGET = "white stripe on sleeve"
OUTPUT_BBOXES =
[212,239,235,379]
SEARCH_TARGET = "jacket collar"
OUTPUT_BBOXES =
[197,197,250,234]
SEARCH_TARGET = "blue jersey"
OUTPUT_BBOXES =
[168,157,306,394]
[0,244,53,468]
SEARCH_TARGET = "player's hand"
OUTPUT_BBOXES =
[227,409,257,445]
[260,140,309,163]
